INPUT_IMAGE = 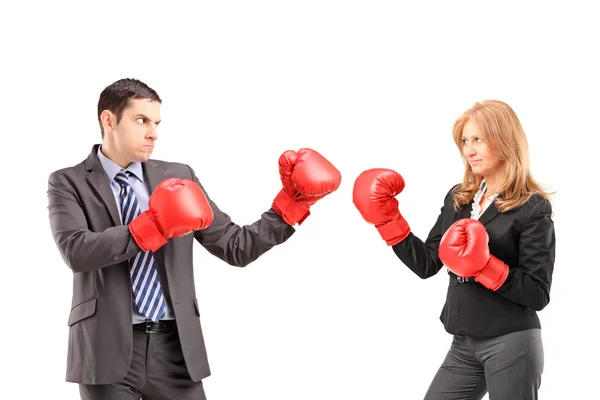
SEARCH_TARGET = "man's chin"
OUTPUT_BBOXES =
[136,152,153,162]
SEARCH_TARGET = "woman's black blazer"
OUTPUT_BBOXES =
[392,185,555,338]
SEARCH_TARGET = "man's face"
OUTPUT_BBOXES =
[104,98,161,165]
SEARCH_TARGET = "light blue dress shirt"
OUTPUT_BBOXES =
[96,145,175,323]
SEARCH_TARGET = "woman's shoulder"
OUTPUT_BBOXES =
[524,192,553,214]
[444,183,462,200]
[505,192,553,220]
[440,183,463,209]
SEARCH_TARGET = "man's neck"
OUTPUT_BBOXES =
[100,143,129,169]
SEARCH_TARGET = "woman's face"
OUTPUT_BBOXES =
[461,120,504,179]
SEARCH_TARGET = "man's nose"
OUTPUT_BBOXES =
[147,125,158,140]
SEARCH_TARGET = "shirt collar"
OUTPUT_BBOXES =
[96,145,144,183]
[476,178,499,200]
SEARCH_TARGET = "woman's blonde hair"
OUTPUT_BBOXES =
[451,100,553,212]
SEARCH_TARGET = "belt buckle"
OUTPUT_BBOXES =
[456,276,466,283]
[144,319,157,334]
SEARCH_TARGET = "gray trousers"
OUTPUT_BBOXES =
[79,329,207,400]
[424,328,544,400]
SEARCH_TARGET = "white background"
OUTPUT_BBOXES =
[1,1,598,399]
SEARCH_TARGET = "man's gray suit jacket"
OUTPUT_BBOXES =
[47,144,295,384]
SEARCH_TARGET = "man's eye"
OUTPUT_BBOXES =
[136,118,145,124]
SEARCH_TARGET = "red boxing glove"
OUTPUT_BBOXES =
[129,178,214,252]
[438,218,509,291]
[352,168,411,246]
[272,148,342,225]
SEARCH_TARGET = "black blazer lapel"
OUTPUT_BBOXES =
[452,202,473,224]
[450,197,501,226]
[478,197,501,226]
[85,145,121,226]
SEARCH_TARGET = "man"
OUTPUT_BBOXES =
[47,78,341,400]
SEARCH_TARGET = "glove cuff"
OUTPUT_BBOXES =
[376,215,411,246]
[128,210,168,252]
[272,189,311,226]
[477,255,509,291]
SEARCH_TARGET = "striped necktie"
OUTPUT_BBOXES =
[114,170,166,322]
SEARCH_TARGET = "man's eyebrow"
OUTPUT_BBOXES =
[134,114,161,124]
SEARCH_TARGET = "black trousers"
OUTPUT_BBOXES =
[79,327,207,400]
[424,328,544,400]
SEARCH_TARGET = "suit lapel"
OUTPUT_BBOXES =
[478,198,501,226]
[452,202,472,224]
[141,160,170,270]
[85,145,121,226]
[450,196,501,226]
[143,159,164,195]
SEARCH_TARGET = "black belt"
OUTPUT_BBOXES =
[133,319,177,334]
[447,271,478,283]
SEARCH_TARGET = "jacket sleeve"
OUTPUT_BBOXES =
[47,171,142,272]
[390,186,456,279]
[495,197,555,311]
[190,166,296,267]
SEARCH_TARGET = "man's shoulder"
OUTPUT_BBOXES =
[48,159,87,180]
[49,144,98,180]
[147,158,195,179]
[148,158,188,168]
[148,158,191,170]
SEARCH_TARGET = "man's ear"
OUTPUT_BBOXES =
[100,110,116,132]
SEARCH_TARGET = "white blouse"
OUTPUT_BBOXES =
[470,179,499,220]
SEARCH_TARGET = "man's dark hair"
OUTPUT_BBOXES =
[97,78,162,138]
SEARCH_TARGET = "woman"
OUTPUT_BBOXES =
[352,100,555,399]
